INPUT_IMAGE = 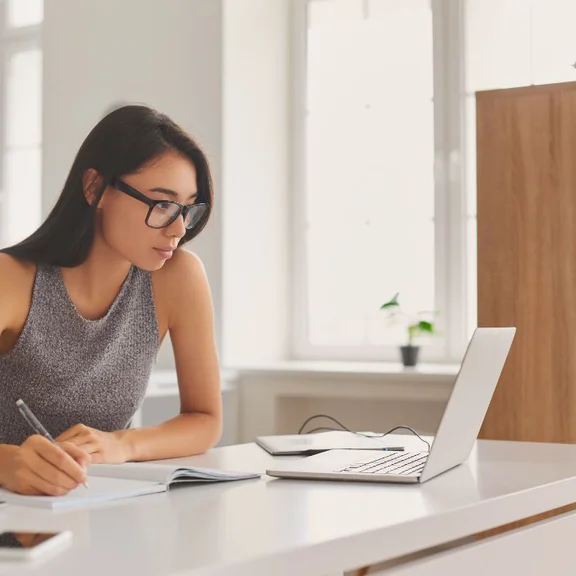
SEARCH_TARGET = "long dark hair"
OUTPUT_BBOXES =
[1,105,214,267]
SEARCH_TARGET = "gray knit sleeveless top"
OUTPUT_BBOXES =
[0,263,159,446]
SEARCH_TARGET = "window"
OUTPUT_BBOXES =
[293,0,576,363]
[293,0,453,362]
[0,0,43,248]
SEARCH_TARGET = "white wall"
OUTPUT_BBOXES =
[43,0,293,369]
[42,0,224,362]
[276,397,445,437]
[222,0,291,366]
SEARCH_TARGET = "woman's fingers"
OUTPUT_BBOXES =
[20,466,70,497]
[86,451,104,464]
[58,441,92,468]
[27,436,88,485]
[55,424,91,443]
[26,450,79,491]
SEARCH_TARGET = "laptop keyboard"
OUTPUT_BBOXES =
[334,451,428,476]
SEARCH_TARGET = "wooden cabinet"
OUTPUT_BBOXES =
[477,81,576,443]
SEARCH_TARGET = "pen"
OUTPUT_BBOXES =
[16,399,89,490]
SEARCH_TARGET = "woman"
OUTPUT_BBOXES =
[0,105,222,496]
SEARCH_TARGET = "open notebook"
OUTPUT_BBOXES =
[0,462,260,509]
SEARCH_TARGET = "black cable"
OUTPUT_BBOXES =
[298,414,431,451]
[297,414,347,434]
[304,426,343,434]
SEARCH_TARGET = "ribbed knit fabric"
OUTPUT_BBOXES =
[0,263,159,445]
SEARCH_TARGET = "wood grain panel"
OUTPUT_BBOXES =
[477,81,576,442]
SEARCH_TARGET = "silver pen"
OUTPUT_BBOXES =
[16,399,89,490]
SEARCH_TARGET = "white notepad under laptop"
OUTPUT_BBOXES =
[256,430,406,456]
[266,327,516,484]
[0,462,260,509]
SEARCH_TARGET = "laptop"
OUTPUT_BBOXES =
[266,327,516,484]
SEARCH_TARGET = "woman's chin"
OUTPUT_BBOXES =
[128,255,167,272]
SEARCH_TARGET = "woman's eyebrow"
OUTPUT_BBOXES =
[149,186,198,200]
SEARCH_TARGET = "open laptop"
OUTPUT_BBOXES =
[266,327,516,484]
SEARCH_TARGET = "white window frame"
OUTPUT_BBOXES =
[0,0,42,247]
[290,0,471,364]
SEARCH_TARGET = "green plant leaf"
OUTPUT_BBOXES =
[380,292,400,309]
[415,320,435,334]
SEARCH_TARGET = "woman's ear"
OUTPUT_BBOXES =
[82,168,103,206]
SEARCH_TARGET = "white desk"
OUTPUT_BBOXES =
[1,438,576,576]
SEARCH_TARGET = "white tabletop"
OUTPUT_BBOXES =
[1,437,576,576]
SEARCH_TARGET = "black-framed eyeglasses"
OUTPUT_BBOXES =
[110,178,209,230]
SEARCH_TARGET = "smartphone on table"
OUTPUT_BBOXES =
[0,530,72,561]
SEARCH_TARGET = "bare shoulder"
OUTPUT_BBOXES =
[150,249,211,327]
[0,253,35,330]
[152,248,207,292]
[0,253,35,290]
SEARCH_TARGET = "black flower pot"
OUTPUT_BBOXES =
[400,345,420,367]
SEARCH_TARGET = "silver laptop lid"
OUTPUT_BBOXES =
[419,327,516,482]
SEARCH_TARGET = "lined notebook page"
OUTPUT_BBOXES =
[0,476,167,509]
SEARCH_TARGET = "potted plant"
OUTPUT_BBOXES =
[379,293,437,367]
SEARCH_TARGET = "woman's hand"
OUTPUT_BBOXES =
[1,435,90,496]
[55,424,128,464]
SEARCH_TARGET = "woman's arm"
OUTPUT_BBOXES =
[0,254,19,350]
[0,255,90,494]
[114,249,223,461]
[0,254,36,354]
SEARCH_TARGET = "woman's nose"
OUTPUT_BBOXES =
[167,213,186,238]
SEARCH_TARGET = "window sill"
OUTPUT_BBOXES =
[146,361,460,400]
[147,368,238,397]
[228,360,460,382]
